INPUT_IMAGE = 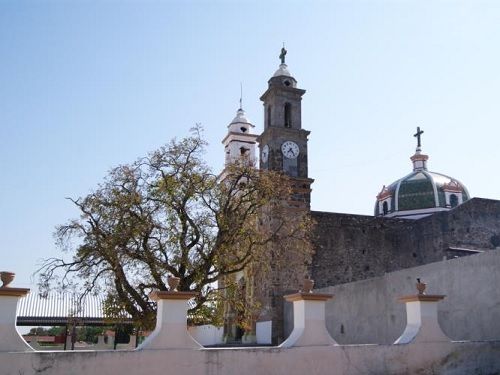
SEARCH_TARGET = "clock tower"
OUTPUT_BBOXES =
[257,48,313,208]
[255,48,314,344]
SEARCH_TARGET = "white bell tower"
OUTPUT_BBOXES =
[221,103,258,169]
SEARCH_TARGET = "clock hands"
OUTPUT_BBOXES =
[281,141,299,159]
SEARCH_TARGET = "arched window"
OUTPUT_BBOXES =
[267,106,272,127]
[284,103,292,128]
[383,201,389,215]
[450,194,459,208]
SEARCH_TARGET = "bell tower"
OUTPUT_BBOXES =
[255,48,314,345]
[257,47,313,208]
[221,102,258,176]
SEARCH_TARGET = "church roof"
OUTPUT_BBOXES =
[16,293,132,326]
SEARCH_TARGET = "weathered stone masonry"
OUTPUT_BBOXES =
[311,197,500,289]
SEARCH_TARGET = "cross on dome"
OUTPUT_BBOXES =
[414,127,424,150]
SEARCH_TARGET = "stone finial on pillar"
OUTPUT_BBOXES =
[394,279,449,344]
[280,279,336,348]
[0,271,32,352]
[137,290,201,350]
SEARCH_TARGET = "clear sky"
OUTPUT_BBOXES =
[1,0,500,288]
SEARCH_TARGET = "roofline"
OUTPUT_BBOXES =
[16,317,134,326]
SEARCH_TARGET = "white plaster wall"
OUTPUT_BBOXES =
[1,340,499,375]
[0,295,32,352]
[188,325,224,346]
[256,321,272,344]
[317,250,500,344]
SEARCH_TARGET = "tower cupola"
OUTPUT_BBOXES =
[221,101,258,168]
[228,107,253,134]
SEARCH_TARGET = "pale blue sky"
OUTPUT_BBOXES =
[1,0,500,287]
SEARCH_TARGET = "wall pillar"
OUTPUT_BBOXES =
[279,292,336,348]
[0,272,32,352]
[394,281,449,344]
[95,335,107,349]
[137,291,201,350]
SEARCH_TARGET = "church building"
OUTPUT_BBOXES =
[221,48,500,344]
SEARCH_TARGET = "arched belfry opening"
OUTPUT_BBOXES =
[284,102,292,128]
[267,106,272,128]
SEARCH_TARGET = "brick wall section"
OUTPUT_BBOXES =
[311,198,500,289]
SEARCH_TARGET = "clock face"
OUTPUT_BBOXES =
[281,141,300,159]
[261,144,269,163]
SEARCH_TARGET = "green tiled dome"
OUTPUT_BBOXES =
[375,151,470,219]
[398,172,439,211]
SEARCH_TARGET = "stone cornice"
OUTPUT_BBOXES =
[257,127,311,143]
[0,287,30,297]
[149,291,198,301]
[398,294,445,303]
[284,292,334,302]
[259,86,306,102]
[442,180,464,193]
[221,132,259,145]
[377,186,392,200]
[410,153,429,162]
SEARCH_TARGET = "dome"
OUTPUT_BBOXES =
[230,108,251,126]
[375,142,470,219]
[273,63,293,78]
[227,108,255,134]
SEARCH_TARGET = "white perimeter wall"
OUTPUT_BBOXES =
[256,321,272,344]
[317,250,500,344]
[187,323,273,346]
[1,340,500,375]
[188,325,224,346]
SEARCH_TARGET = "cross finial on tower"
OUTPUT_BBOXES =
[279,43,287,64]
[414,127,424,149]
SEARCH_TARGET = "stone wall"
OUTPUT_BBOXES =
[316,250,500,345]
[311,197,500,288]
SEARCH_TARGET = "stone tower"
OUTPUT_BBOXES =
[257,49,314,208]
[256,49,314,344]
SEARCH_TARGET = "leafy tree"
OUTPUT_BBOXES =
[29,327,50,336]
[47,326,66,336]
[28,326,65,336]
[37,126,312,329]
